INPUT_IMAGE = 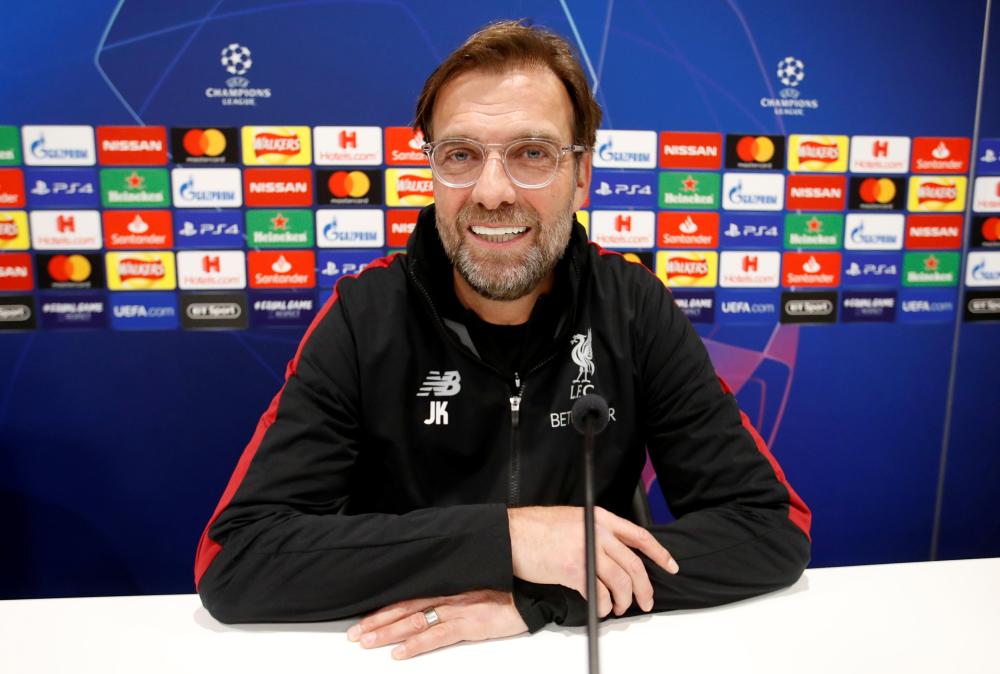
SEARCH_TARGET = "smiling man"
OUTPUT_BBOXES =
[195,20,811,660]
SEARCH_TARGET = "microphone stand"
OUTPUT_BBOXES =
[571,394,609,674]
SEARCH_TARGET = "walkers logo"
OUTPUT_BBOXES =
[841,252,901,287]
[0,126,21,166]
[241,126,311,165]
[385,127,429,166]
[180,292,248,330]
[911,137,970,174]
[591,171,656,208]
[177,250,247,289]
[782,252,841,287]
[908,176,966,212]
[848,176,905,211]
[590,211,655,249]
[844,214,904,250]
[725,134,785,170]
[0,253,33,291]
[316,169,383,205]
[965,251,1000,287]
[786,175,846,211]
[316,209,384,248]
[593,130,657,169]
[660,172,720,210]
[109,292,179,331]
[248,250,315,288]
[384,168,432,206]
[26,168,99,208]
[100,168,170,208]
[719,251,781,288]
[717,289,780,324]
[313,126,383,165]
[964,289,1000,322]
[174,210,243,249]
[784,214,843,249]
[898,288,957,323]
[39,293,107,330]
[841,290,897,323]
[0,169,25,208]
[787,135,848,172]
[171,168,242,207]
[0,211,29,250]
[657,211,718,248]
[780,291,837,324]
[722,173,784,211]
[976,139,1000,176]
[105,251,177,290]
[170,128,239,164]
[902,252,960,286]
[250,291,317,328]
[387,209,419,247]
[659,132,722,169]
[21,125,95,166]
[671,290,715,323]
[0,295,36,331]
[849,136,910,174]
[36,253,104,290]
[247,209,313,247]
[906,215,963,249]
[761,56,820,117]
[96,126,168,165]
[317,250,375,288]
[720,214,782,249]
[206,43,273,107]
[243,168,313,207]
[655,250,718,287]
[971,215,1000,248]
[103,210,173,249]
[972,176,1000,212]
[30,211,102,250]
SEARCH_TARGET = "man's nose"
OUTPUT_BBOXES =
[470,150,517,210]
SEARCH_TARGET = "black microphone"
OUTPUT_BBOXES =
[571,393,610,674]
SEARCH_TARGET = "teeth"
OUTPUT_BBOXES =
[471,226,528,236]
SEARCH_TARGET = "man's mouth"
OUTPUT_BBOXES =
[469,225,529,244]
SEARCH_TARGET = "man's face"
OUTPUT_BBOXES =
[430,66,591,301]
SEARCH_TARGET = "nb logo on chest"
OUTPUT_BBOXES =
[416,370,461,426]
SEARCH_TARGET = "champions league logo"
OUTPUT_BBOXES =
[205,43,272,107]
[760,56,820,117]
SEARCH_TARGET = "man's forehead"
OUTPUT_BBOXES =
[431,65,574,141]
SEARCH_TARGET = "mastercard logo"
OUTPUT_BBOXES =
[982,217,1000,242]
[859,178,896,204]
[327,171,371,198]
[47,254,92,282]
[735,136,775,163]
[183,129,228,157]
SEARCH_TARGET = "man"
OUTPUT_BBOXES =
[195,20,811,660]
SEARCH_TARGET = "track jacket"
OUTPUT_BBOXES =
[195,204,812,630]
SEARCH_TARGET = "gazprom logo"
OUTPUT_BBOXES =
[178,177,235,202]
[593,131,657,169]
[30,134,89,161]
[598,139,651,164]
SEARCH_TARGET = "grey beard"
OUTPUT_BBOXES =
[453,241,554,301]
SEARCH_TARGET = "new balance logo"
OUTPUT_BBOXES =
[416,370,461,397]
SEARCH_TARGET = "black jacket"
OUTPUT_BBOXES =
[195,205,811,630]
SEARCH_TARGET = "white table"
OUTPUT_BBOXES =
[2,558,998,673]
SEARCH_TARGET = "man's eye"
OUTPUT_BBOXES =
[514,145,553,161]
[442,146,479,163]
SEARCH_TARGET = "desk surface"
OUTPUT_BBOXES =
[2,558,998,674]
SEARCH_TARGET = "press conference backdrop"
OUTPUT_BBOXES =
[1,0,998,599]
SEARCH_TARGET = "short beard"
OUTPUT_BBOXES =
[437,201,574,301]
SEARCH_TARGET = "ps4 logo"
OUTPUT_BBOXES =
[724,222,778,238]
[178,221,240,237]
[595,181,652,196]
[30,180,94,196]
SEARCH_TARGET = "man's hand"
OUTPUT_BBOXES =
[346,590,528,660]
[508,506,679,617]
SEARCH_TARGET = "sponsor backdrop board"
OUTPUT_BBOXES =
[0,0,998,598]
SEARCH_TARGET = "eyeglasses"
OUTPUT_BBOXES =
[422,137,588,189]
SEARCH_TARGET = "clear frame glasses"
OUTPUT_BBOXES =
[422,137,588,189]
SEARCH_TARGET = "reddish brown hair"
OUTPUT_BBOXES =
[414,19,602,147]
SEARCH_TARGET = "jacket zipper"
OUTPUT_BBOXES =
[508,373,523,506]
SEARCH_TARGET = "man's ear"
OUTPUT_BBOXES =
[572,152,592,211]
